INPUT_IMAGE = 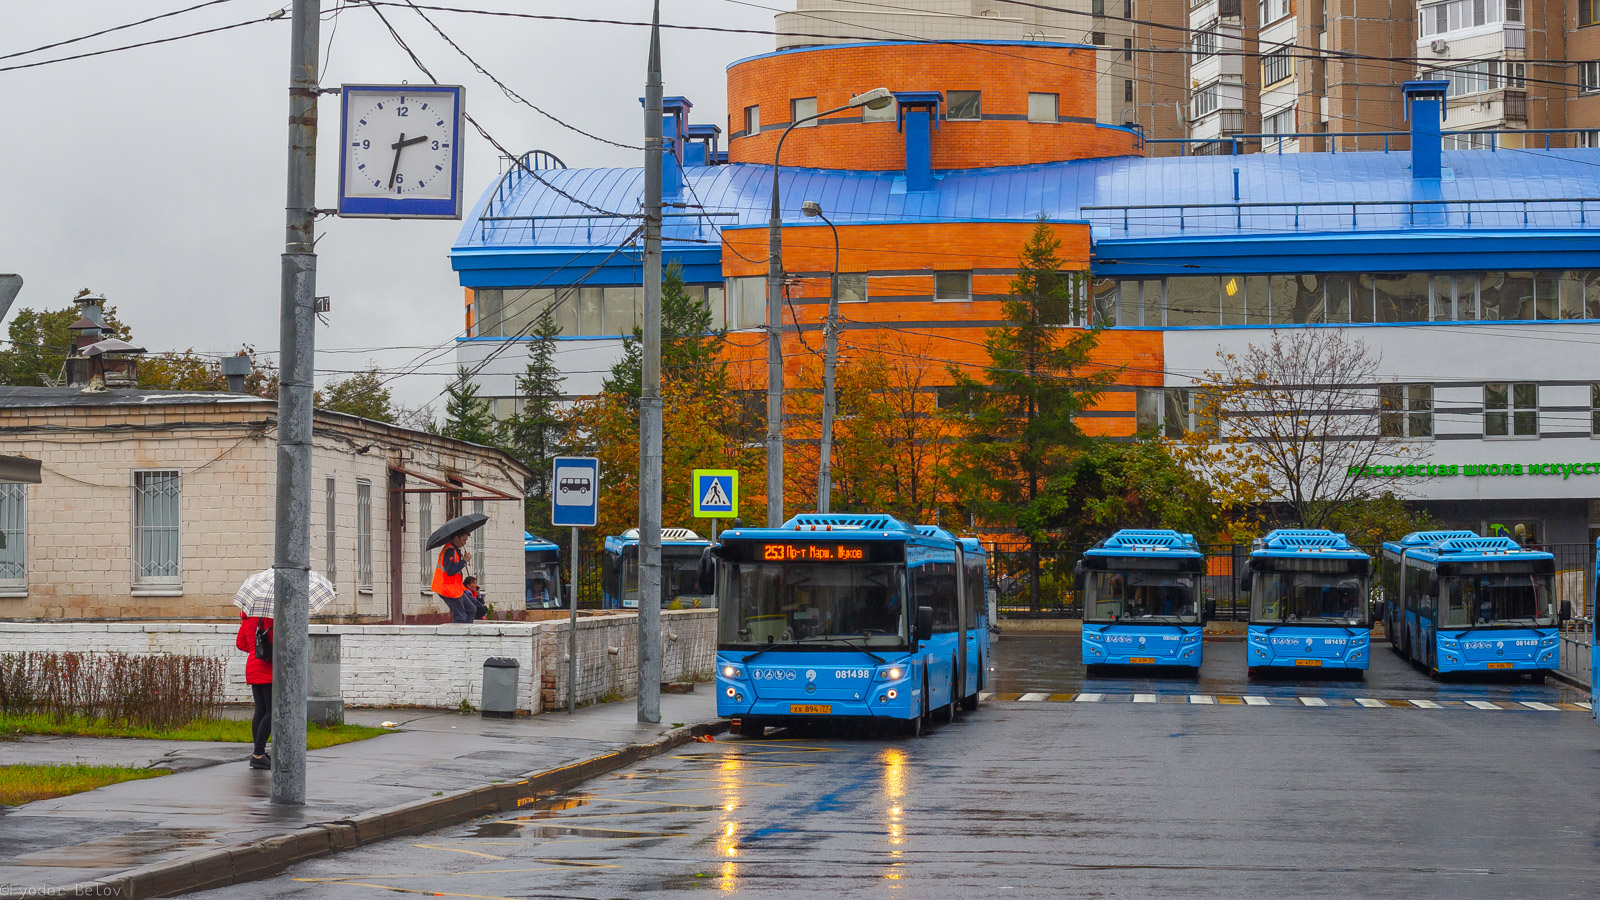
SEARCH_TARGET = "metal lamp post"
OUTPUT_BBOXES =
[801,200,841,514]
[765,86,893,526]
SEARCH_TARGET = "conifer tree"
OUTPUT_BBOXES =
[602,262,725,397]
[440,366,497,447]
[503,307,567,531]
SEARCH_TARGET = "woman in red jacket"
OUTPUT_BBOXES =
[235,613,273,770]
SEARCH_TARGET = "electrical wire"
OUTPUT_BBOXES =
[0,12,281,74]
[0,0,251,62]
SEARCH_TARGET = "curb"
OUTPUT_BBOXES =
[1549,667,1591,692]
[5,719,729,900]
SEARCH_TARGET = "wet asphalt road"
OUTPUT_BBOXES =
[193,637,1600,899]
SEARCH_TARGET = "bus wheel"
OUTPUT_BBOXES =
[740,720,765,740]
[961,690,979,712]
[1530,671,1547,684]
[943,671,959,723]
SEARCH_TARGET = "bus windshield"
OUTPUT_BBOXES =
[620,549,715,608]
[1084,570,1197,624]
[526,563,562,609]
[717,562,906,649]
[1252,573,1366,625]
[1441,573,1554,627]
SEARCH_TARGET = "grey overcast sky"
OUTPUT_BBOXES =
[1,0,777,411]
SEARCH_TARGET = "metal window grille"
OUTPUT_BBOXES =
[0,484,25,588]
[418,493,433,585]
[471,500,485,580]
[133,470,181,585]
[324,476,337,582]
[356,479,373,590]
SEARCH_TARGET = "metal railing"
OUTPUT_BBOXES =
[1083,196,1600,235]
[1146,127,1597,157]
[1560,617,1592,689]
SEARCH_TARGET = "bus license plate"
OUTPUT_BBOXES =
[1295,659,1322,667]
[790,704,831,714]
[1487,662,1513,669]
[1129,657,1156,664]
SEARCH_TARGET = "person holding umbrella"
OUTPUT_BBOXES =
[232,569,336,770]
[427,512,488,624]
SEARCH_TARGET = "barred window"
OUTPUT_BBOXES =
[0,484,25,591]
[418,493,433,586]
[133,471,182,587]
[471,500,486,581]
[324,475,337,582]
[356,479,373,591]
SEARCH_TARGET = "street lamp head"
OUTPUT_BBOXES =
[848,87,894,111]
[801,200,823,218]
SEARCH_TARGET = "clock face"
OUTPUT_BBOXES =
[338,85,463,217]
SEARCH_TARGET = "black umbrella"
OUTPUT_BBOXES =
[426,513,489,551]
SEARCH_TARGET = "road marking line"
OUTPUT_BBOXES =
[1577,701,1592,710]
[1556,702,1587,711]
[1018,692,1049,702]
[411,844,507,860]
[1298,697,1328,707]
[994,692,1022,701]
[1465,700,1501,710]
[1188,694,1214,704]
[1048,693,1077,702]
[979,692,994,701]
[1075,693,1104,702]
[1242,696,1270,706]
[1217,695,1243,704]
[1133,693,1159,703]
[1383,698,1412,708]
[1409,699,1442,709]
[1520,701,1558,711]
[1355,698,1386,708]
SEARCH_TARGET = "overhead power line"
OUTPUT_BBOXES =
[0,0,250,62]
[0,13,282,74]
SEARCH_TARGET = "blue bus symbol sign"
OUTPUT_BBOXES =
[692,469,737,519]
[552,457,599,528]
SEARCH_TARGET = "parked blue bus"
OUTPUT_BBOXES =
[1381,531,1560,678]
[1076,530,1206,675]
[710,513,982,737]
[524,532,564,609]
[600,527,715,610]
[1243,529,1372,676]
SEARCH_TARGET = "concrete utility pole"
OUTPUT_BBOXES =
[764,145,785,527]
[636,1,664,724]
[272,0,319,806]
[801,201,840,513]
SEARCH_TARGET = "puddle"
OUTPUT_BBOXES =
[10,827,220,868]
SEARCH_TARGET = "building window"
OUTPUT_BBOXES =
[1591,383,1600,436]
[133,470,182,588]
[1136,388,1210,437]
[744,104,760,135]
[1124,37,1134,60]
[837,272,868,303]
[471,500,485,580]
[1582,62,1600,94]
[1263,105,1294,135]
[1583,0,1599,26]
[1262,45,1293,86]
[1194,27,1218,59]
[1093,0,1104,14]
[726,276,767,329]
[1505,0,1521,21]
[324,475,337,582]
[1259,0,1290,22]
[1028,92,1060,123]
[0,484,25,592]
[947,91,981,120]
[418,493,432,585]
[935,271,972,301]
[1379,384,1434,438]
[1124,80,1134,102]
[863,98,896,122]
[1193,84,1218,118]
[1419,0,1505,34]
[1484,382,1538,437]
[791,96,818,127]
[356,479,373,591]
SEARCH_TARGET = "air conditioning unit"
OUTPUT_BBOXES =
[1430,39,1448,53]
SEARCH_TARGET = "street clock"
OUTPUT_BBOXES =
[337,84,465,218]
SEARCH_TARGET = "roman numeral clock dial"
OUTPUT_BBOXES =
[337,84,465,219]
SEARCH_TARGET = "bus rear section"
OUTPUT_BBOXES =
[600,527,715,610]
[1243,530,1372,676]
[1077,530,1205,674]
[710,514,975,737]
[1383,532,1562,678]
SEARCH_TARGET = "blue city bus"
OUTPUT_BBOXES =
[1381,531,1559,678]
[601,527,715,610]
[524,532,564,609]
[1076,530,1206,675]
[1242,529,1373,676]
[710,514,981,737]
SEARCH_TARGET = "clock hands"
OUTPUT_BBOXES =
[387,133,430,189]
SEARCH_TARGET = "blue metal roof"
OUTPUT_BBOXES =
[452,148,1600,284]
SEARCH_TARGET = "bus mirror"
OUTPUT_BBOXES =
[697,548,716,595]
[1204,598,1217,622]
[1237,574,1250,595]
[1559,600,1573,624]
[1428,574,1439,596]
[914,606,934,644]
[1073,560,1086,590]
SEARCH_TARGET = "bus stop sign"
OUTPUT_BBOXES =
[692,469,737,518]
[552,456,599,528]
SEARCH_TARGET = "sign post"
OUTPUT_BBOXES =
[553,456,599,714]
[691,469,738,542]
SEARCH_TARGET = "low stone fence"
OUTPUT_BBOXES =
[0,610,715,715]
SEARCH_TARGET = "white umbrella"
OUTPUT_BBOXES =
[232,568,336,618]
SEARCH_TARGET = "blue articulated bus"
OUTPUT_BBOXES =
[1242,529,1372,676]
[601,527,715,610]
[1381,531,1561,679]
[1076,530,1206,675]
[710,514,983,737]
[524,532,564,609]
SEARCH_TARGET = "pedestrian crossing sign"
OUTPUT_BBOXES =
[692,469,738,518]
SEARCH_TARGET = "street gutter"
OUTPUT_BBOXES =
[2,719,728,900]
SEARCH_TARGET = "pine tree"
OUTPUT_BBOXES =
[943,218,1109,610]
[502,307,567,532]
[440,366,497,446]
[602,262,725,397]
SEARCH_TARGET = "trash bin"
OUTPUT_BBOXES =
[481,657,519,718]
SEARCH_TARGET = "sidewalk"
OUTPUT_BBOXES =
[0,692,722,899]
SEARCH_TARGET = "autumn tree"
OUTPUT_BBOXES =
[942,219,1110,610]
[0,293,131,386]
[314,366,395,422]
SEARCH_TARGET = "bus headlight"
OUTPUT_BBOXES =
[726,687,737,697]
[886,689,898,699]
[722,666,743,679]
[880,667,904,681]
